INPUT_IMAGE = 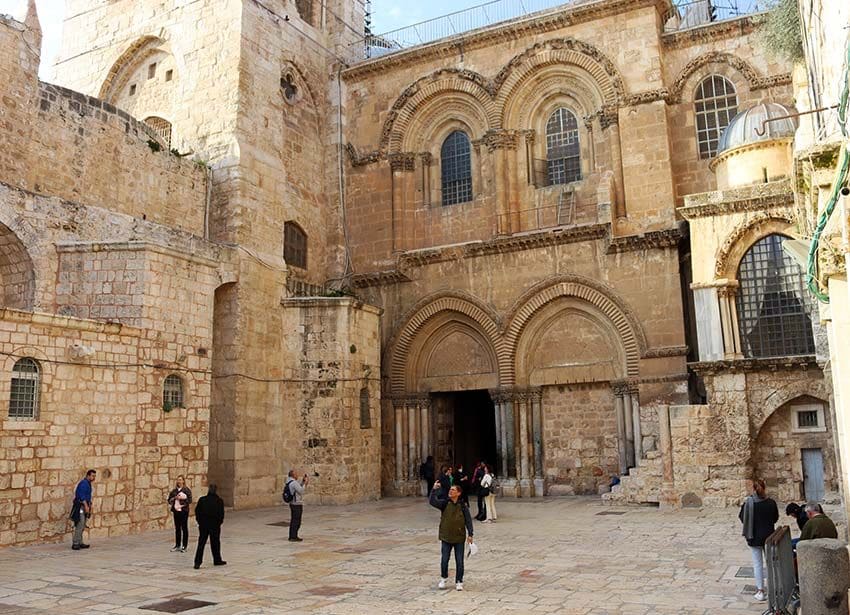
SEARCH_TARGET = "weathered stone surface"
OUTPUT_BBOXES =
[797,538,850,615]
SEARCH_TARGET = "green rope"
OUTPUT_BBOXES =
[806,35,850,303]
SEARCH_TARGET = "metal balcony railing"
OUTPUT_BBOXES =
[348,0,765,63]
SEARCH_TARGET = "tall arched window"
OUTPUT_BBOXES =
[694,75,738,159]
[736,234,816,358]
[546,108,581,185]
[163,374,184,409]
[441,131,473,206]
[9,358,40,419]
[283,222,308,269]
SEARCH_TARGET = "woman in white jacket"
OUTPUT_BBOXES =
[481,465,497,523]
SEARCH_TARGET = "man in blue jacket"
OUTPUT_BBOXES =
[70,469,96,550]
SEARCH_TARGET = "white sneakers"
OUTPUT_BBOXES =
[754,589,766,602]
[438,578,447,590]
[456,582,463,591]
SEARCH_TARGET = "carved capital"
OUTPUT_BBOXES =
[389,152,416,172]
[483,129,519,151]
[519,129,536,145]
[599,107,619,130]
[419,152,433,166]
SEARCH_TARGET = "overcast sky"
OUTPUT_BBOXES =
[0,0,491,79]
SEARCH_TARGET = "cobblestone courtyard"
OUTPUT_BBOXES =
[0,497,780,614]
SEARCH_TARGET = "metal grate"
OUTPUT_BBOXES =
[546,108,581,185]
[359,388,371,429]
[694,75,737,158]
[163,374,184,408]
[596,510,627,516]
[9,358,39,419]
[139,598,216,613]
[441,130,473,206]
[144,116,172,149]
[797,410,819,428]
[284,221,308,269]
[736,234,816,358]
[735,566,754,578]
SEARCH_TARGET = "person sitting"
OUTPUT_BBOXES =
[785,502,808,532]
[799,502,838,541]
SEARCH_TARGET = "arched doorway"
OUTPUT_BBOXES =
[0,221,35,310]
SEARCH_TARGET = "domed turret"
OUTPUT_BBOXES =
[711,103,797,189]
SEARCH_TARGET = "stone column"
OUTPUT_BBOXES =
[486,130,519,235]
[630,384,642,466]
[518,392,531,494]
[657,405,674,483]
[419,397,430,463]
[407,400,418,482]
[718,283,743,359]
[490,389,504,478]
[420,152,432,208]
[504,393,516,478]
[389,153,415,253]
[530,388,544,496]
[394,401,404,483]
[602,110,626,220]
[499,396,508,479]
[623,387,635,469]
[797,539,850,615]
[613,384,628,475]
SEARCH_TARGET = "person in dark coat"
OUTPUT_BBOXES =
[471,461,486,521]
[193,484,226,569]
[435,465,451,499]
[453,464,470,505]
[738,479,778,603]
[167,475,192,552]
[420,456,435,497]
[785,502,808,532]
[430,482,473,591]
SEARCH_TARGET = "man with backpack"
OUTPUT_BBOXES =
[283,469,308,542]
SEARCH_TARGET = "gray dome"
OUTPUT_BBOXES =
[717,103,797,154]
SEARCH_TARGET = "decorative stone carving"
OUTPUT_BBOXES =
[388,152,416,172]
[667,51,792,104]
[482,129,519,151]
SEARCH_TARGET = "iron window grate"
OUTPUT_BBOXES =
[694,75,737,159]
[441,130,473,206]
[736,234,816,358]
[163,374,184,408]
[284,221,308,269]
[9,358,39,419]
[546,108,581,185]
[797,410,819,428]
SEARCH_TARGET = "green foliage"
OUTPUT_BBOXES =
[163,400,174,413]
[147,139,162,153]
[758,0,804,62]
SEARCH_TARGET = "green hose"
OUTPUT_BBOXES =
[806,36,850,303]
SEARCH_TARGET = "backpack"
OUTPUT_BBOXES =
[282,480,295,504]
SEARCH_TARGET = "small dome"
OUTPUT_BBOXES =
[717,103,797,154]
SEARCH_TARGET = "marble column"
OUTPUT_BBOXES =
[718,284,743,359]
[490,390,504,478]
[407,401,418,481]
[505,395,516,478]
[419,398,430,463]
[658,405,674,483]
[499,396,508,479]
[389,154,414,253]
[613,385,628,475]
[623,388,635,469]
[604,112,626,219]
[518,393,530,482]
[630,385,642,466]
[531,388,544,496]
[394,401,404,483]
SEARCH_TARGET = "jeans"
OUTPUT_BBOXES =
[440,541,465,583]
[173,510,189,548]
[289,504,303,539]
[749,545,765,590]
[72,513,86,546]
[484,494,497,520]
[194,524,223,566]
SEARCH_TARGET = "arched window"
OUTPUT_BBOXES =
[736,234,816,358]
[163,374,184,409]
[283,222,308,269]
[144,116,172,149]
[9,358,40,419]
[546,108,581,185]
[441,131,473,206]
[694,76,738,159]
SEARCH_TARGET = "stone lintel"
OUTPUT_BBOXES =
[606,227,682,253]
[279,296,383,316]
[351,270,412,289]
[689,355,821,375]
[679,179,793,219]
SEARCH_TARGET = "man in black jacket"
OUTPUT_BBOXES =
[193,484,226,569]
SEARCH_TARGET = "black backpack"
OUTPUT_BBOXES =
[282,480,295,503]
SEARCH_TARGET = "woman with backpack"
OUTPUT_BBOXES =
[481,465,496,523]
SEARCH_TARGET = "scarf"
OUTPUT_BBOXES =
[741,492,764,540]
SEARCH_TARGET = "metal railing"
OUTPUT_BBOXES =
[349,0,765,63]
[765,525,800,614]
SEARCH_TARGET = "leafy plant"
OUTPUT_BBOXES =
[758,0,804,62]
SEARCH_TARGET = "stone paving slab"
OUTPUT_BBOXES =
[0,497,775,614]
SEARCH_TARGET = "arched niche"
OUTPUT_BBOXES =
[411,317,499,392]
[0,221,35,310]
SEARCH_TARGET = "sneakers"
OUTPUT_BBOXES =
[437,578,447,590]
[456,582,463,591]
[171,545,181,552]
[180,546,187,553]
[754,590,766,602]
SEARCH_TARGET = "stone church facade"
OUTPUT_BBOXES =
[0,0,837,546]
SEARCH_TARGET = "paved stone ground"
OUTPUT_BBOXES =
[0,497,785,614]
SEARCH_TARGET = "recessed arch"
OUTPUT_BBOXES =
[714,212,795,279]
[387,292,506,394]
[504,276,647,384]
[0,221,35,311]
[668,52,782,104]
[98,35,166,102]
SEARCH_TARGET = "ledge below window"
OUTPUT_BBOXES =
[2,420,45,431]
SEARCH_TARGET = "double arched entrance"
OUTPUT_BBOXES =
[385,276,647,497]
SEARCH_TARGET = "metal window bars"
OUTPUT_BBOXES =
[349,0,764,63]
[441,131,473,206]
[163,374,184,408]
[9,358,39,420]
[694,75,738,159]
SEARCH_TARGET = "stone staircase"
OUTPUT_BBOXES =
[601,450,664,505]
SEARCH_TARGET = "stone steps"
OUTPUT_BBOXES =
[601,452,664,506]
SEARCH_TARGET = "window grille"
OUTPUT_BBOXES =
[280,73,299,102]
[441,131,473,206]
[359,388,370,429]
[284,222,308,269]
[694,75,738,159]
[144,116,172,149]
[546,108,581,185]
[736,234,816,358]
[797,410,819,428]
[163,374,184,408]
[9,358,40,419]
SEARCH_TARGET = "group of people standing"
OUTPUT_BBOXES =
[421,457,498,523]
[739,478,839,603]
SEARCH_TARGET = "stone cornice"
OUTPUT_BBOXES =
[660,13,763,49]
[678,180,793,219]
[689,355,820,374]
[342,0,670,80]
[346,143,383,167]
[642,345,689,359]
[350,269,412,289]
[55,240,221,268]
[606,228,682,253]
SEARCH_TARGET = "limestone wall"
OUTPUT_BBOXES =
[0,309,209,547]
